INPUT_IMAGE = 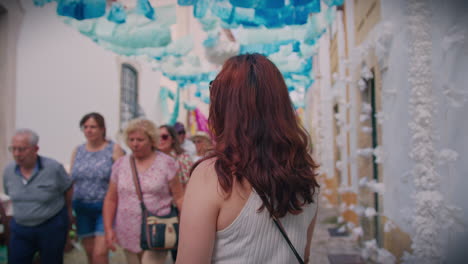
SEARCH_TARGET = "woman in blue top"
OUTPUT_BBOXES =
[70,112,124,264]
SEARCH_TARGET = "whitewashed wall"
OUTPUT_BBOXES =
[0,0,23,192]
[377,0,468,258]
[15,1,162,168]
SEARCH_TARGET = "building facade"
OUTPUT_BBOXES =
[307,0,468,262]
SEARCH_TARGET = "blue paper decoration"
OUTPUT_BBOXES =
[35,0,325,110]
[178,0,195,6]
[203,35,219,48]
[135,0,155,20]
[229,0,257,8]
[192,0,320,28]
[194,0,210,18]
[259,0,284,9]
[107,2,126,24]
[323,0,344,7]
[291,0,314,6]
[57,0,106,20]
[33,0,55,7]
[168,85,180,125]
[184,102,197,111]
[304,14,326,45]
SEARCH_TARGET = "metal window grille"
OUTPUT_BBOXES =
[120,64,138,130]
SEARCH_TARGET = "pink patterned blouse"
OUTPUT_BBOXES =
[172,152,193,188]
[110,152,179,253]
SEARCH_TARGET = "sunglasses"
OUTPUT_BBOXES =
[178,130,186,135]
[160,134,170,141]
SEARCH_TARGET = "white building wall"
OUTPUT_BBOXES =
[378,0,468,251]
[0,0,23,191]
[344,0,359,191]
[429,0,468,244]
[377,0,415,234]
[15,2,162,168]
[317,32,335,179]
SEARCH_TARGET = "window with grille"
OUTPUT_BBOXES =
[120,64,139,130]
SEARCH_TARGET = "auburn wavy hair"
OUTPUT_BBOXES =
[194,53,319,218]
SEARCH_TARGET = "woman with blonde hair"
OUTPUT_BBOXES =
[103,119,183,264]
[177,54,320,263]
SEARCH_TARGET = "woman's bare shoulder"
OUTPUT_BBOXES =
[191,158,217,182]
[189,157,224,200]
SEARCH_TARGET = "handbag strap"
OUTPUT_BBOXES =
[272,216,305,264]
[130,155,147,211]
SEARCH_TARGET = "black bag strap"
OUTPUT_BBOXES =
[272,215,305,264]
[130,155,147,211]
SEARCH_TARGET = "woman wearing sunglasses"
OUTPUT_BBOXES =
[158,125,193,191]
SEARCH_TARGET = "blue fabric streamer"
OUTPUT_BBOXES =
[159,87,170,123]
[168,85,180,125]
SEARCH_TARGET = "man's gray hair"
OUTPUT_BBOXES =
[14,128,39,146]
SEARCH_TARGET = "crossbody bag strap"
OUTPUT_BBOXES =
[130,155,147,211]
[272,216,305,264]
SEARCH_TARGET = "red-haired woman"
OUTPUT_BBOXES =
[177,54,320,264]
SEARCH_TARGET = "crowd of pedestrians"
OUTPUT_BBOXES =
[2,53,319,264]
[3,118,208,264]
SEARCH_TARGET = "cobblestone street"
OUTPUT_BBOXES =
[309,206,363,264]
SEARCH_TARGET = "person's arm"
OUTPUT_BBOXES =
[169,170,184,211]
[69,147,77,172]
[103,182,118,251]
[3,170,8,196]
[65,186,73,225]
[112,143,125,162]
[176,160,221,264]
[304,206,319,263]
[56,163,74,224]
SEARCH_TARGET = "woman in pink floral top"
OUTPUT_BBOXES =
[103,119,184,264]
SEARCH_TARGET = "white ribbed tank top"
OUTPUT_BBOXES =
[212,191,318,263]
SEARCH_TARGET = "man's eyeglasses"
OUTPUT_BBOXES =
[160,134,170,141]
[8,146,32,153]
[178,130,186,135]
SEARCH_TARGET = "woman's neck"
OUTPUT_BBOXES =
[135,150,157,162]
[161,148,172,156]
[86,138,106,151]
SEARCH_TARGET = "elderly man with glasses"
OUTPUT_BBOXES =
[3,128,73,264]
